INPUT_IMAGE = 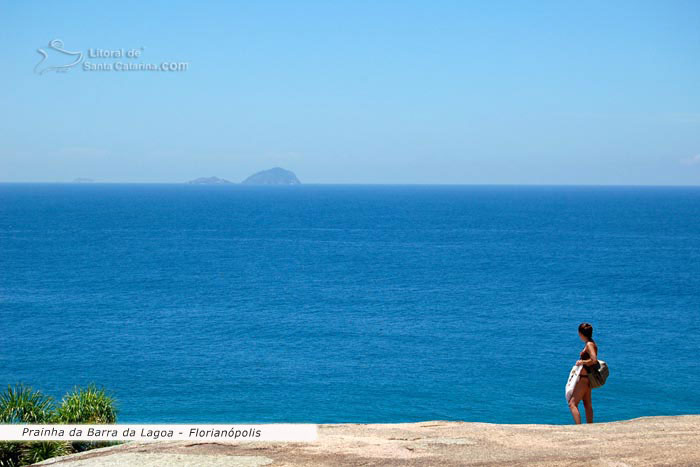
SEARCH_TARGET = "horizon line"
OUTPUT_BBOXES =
[1,181,699,188]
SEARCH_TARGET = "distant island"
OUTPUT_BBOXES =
[72,178,95,183]
[188,176,232,185]
[187,169,300,185]
[241,167,300,185]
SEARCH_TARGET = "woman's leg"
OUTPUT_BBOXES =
[568,376,589,424]
[582,383,594,423]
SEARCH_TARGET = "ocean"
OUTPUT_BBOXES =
[1,184,698,424]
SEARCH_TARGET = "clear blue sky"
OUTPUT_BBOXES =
[1,0,699,184]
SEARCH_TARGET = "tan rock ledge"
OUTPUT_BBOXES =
[34,415,700,466]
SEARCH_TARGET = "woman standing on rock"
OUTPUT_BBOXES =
[568,322,598,424]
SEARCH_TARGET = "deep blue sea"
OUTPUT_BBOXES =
[1,184,699,425]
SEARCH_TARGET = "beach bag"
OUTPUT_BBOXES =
[587,360,609,389]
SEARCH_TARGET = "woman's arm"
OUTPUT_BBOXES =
[576,342,598,366]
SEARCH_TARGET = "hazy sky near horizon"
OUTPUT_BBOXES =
[1,1,699,184]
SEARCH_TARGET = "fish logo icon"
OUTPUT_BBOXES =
[34,39,83,74]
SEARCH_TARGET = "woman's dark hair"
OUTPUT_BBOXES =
[578,322,594,342]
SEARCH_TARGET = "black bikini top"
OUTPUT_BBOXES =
[580,342,598,369]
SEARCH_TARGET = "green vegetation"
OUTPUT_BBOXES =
[0,384,54,424]
[55,385,117,424]
[18,442,70,466]
[0,384,118,466]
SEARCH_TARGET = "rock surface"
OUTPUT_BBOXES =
[187,177,232,185]
[34,415,700,466]
[241,168,300,185]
